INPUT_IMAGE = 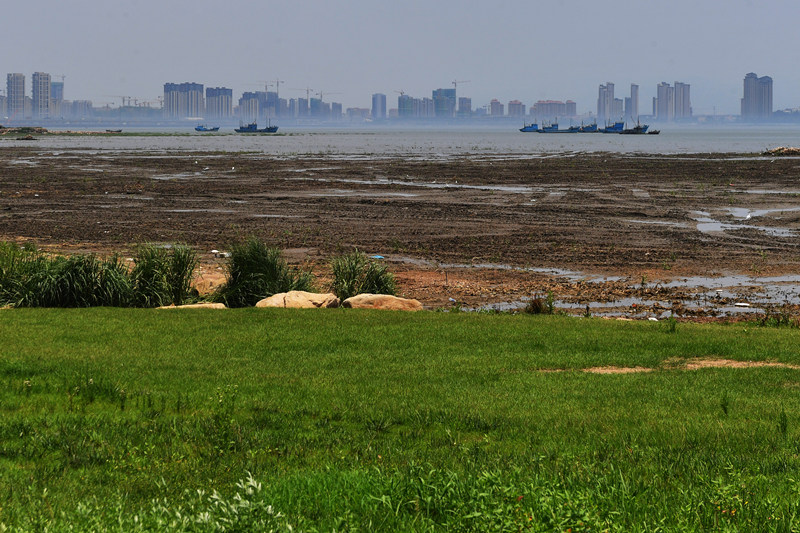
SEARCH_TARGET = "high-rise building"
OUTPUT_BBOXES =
[50,81,64,102]
[70,100,93,119]
[6,73,25,120]
[205,87,233,119]
[507,100,526,117]
[397,94,413,117]
[489,99,504,116]
[371,93,386,120]
[432,88,456,118]
[612,98,624,120]
[238,92,262,122]
[597,82,615,123]
[458,97,472,117]
[417,97,435,118]
[530,100,576,120]
[625,84,639,121]
[655,82,675,121]
[653,81,691,122]
[163,82,204,119]
[265,92,279,118]
[50,80,64,119]
[741,72,773,121]
[674,82,691,119]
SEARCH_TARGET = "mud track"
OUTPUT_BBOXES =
[1,148,799,317]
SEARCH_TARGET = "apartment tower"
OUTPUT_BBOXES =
[32,72,51,119]
[741,73,773,121]
[6,73,25,120]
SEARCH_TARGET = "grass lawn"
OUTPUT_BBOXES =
[1,308,799,531]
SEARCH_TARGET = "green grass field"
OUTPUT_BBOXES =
[1,308,799,531]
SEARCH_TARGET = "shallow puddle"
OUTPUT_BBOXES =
[691,210,795,237]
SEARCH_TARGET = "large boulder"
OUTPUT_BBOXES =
[341,294,423,311]
[256,291,340,309]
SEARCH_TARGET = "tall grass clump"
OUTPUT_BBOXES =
[167,244,198,306]
[213,237,313,307]
[330,250,396,300]
[0,242,39,305]
[130,244,198,307]
[32,254,132,307]
[0,242,133,307]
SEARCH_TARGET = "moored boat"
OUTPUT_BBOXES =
[619,122,650,135]
[578,123,598,133]
[598,121,624,133]
[234,119,278,133]
[538,123,579,133]
[519,123,539,132]
[195,125,220,132]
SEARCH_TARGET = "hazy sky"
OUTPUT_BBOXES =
[5,0,799,115]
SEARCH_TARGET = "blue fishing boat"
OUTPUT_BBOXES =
[598,121,624,133]
[578,123,598,133]
[538,123,579,133]
[195,125,219,132]
[234,119,278,133]
[519,123,539,132]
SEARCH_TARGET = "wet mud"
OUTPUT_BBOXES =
[1,148,799,318]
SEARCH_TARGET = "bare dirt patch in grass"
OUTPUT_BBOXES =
[551,358,800,375]
[583,366,654,374]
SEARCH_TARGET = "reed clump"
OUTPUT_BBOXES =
[330,250,396,301]
[212,237,313,308]
[0,241,197,308]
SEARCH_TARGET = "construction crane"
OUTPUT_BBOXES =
[103,95,133,107]
[452,80,471,92]
[290,86,315,101]
[395,90,406,96]
[316,90,341,102]
[273,78,284,100]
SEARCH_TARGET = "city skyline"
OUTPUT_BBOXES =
[2,0,799,115]
[0,71,789,123]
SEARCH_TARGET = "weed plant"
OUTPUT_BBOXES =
[524,290,555,314]
[330,250,396,300]
[213,237,313,307]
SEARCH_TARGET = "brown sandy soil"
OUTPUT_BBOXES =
[589,358,800,373]
[1,148,799,317]
[539,358,800,374]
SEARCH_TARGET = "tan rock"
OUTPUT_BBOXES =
[158,302,227,309]
[255,291,340,309]
[341,294,423,311]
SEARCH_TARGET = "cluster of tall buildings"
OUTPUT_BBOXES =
[654,82,691,121]
[162,82,343,122]
[598,83,646,124]
[391,88,470,119]
[2,72,93,121]
[597,81,693,123]
[0,71,783,125]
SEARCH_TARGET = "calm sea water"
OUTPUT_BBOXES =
[7,124,800,157]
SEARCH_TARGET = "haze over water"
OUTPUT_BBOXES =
[18,125,800,157]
